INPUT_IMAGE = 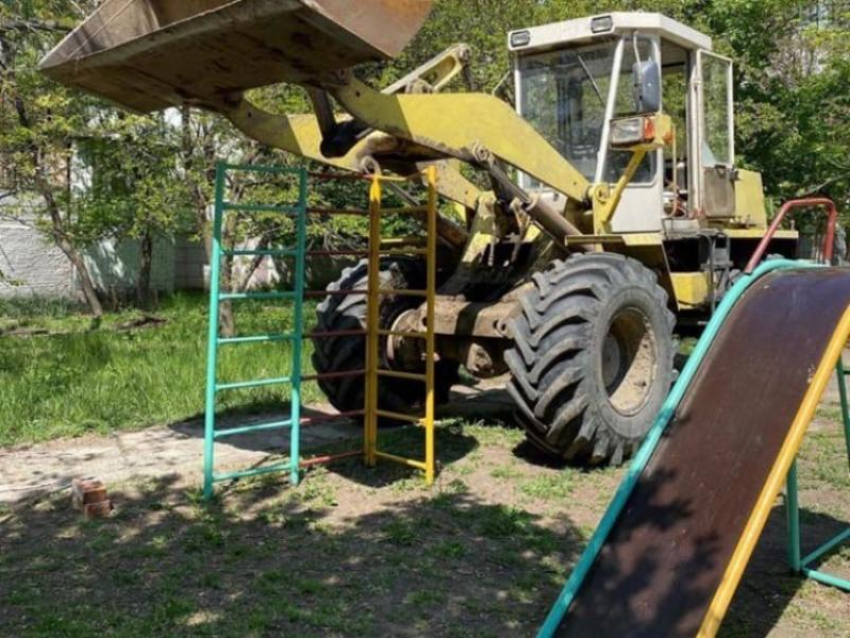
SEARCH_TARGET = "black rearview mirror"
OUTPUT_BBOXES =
[633,60,660,114]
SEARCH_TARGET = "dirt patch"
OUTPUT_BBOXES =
[1,408,848,637]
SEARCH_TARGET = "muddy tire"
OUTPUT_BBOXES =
[312,258,458,416]
[505,253,675,465]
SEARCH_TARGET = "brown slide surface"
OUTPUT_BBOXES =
[558,268,850,637]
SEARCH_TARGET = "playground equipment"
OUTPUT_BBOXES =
[202,163,439,495]
[43,5,801,465]
[540,206,849,636]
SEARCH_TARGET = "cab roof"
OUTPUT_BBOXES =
[508,12,713,56]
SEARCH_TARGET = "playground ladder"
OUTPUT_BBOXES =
[203,163,308,498]
[364,168,439,484]
[203,165,440,497]
[785,355,850,591]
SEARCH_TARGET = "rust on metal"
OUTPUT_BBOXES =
[40,0,432,112]
[559,268,850,637]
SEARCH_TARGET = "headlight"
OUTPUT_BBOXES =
[591,16,614,34]
[510,30,531,48]
[610,117,647,146]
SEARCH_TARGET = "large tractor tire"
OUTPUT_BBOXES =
[312,258,458,416]
[505,253,675,465]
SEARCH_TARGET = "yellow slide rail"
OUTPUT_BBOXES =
[698,305,850,637]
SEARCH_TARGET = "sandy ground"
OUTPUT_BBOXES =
[0,381,512,505]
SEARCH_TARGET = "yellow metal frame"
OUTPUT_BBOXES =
[364,167,438,484]
[697,304,850,637]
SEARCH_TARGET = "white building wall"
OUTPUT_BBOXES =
[0,214,184,300]
[0,217,78,299]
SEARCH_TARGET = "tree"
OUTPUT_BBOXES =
[77,113,194,308]
[0,0,106,317]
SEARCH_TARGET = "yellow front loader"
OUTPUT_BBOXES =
[42,1,797,464]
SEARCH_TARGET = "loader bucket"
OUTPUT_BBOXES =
[40,0,432,113]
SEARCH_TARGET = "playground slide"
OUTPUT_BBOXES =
[543,264,850,637]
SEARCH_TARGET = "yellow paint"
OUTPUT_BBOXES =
[697,304,850,637]
[670,272,712,308]
[592,149,648,233]
[723,228,798,240]
[335,77,591,204]
[223,98,482,211]
[462,194,498,264]
[363,168,438,485]
[365,177,382,468]
[565,233,663,247]
[733,170,767,228]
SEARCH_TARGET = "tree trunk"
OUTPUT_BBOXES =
[136,229,154,309]
[4,39,103,319]
[37,174,104,319]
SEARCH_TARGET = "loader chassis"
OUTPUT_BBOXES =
[42,5,797,463]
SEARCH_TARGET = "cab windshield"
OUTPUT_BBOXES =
[518,37,656,185]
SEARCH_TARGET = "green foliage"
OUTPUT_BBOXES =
[706,1,850,210]
[74,115,194,244]
[3,0,849,271]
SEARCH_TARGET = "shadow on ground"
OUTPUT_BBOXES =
[167,383,518,487]
[0,467,584,637]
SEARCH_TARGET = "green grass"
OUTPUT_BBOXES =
[0,293,325,446]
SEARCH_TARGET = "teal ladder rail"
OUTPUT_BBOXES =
[204,162,308,499]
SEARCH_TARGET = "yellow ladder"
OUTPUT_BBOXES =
[364,167,438,484]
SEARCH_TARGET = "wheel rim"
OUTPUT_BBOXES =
[601,307,657,417]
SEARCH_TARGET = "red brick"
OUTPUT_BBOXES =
[72,479,109,510]
[83,500,113,519]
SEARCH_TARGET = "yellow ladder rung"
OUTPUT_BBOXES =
[376,369,427,382]
[375,451,427,470]
[375,409,423,424]
[377,329,427,340]
[380,237,426,247]
[377,289,427,297]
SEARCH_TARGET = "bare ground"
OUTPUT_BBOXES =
[0,381,847,637]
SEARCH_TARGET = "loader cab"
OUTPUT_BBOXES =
[510,13,737,233]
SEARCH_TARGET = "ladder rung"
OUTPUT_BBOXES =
[378,249,429,256]
[304,289,364,298]
[306,250,368,257]
[301,409,365,426]
[219,291,297,301]
[213,462,294,483]
[307,207,370,216]
[377,329,427,340]
[380,237,427,247]
[375,450,427,470]
[214,419,293,439]
[221,163,301,175]
[375,409,423,424]
[218,333,295,345]
[377,289,428,297]
[300,449,362,468]
[306,329,368,340]
[303,369,366,382]
[224,248,298,257]
[376,369,426,382]
[222,202,300,214]
[379,206,428,215]
[216,376,292,391]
